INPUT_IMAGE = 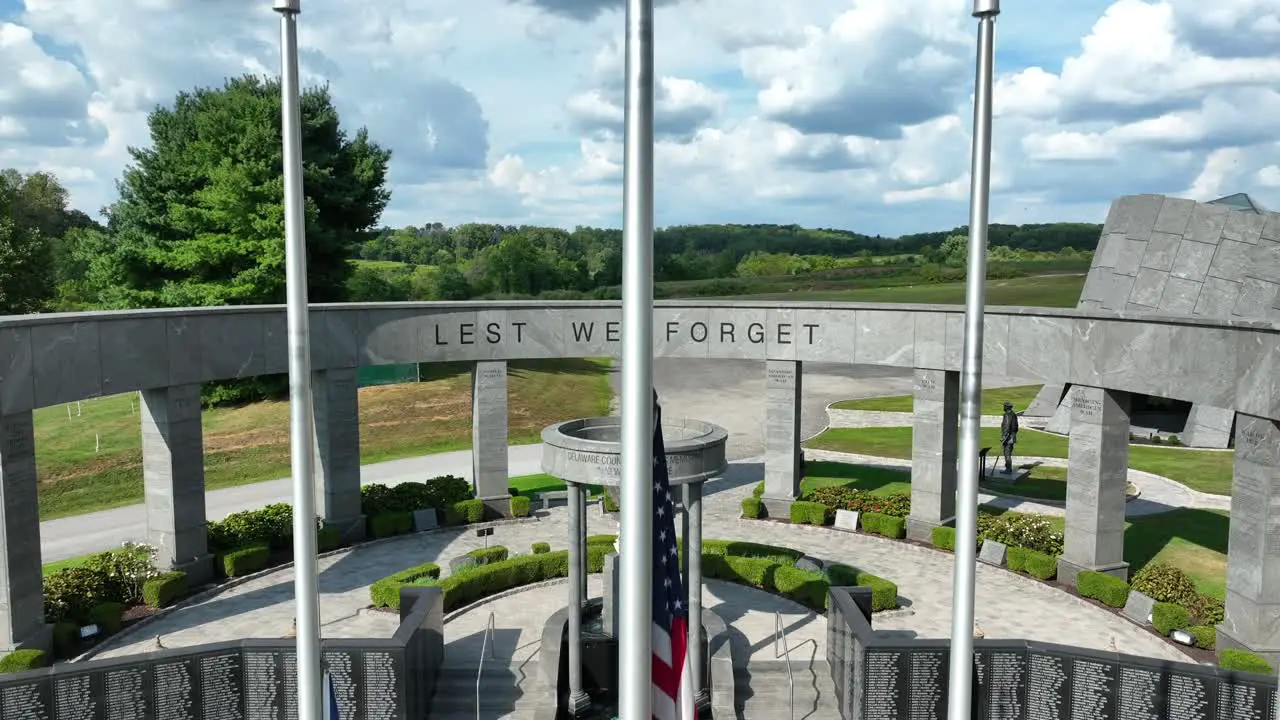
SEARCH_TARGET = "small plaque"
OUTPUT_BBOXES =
[1122,591,1156,626]
[834,510,861,532]
[979,540,1008,567]
[411,509,438,532]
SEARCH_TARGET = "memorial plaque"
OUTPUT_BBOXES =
[3,675,52,720]
[153,657,199,720]
[361,650,403,720]
[975,647,1025,720]
[1026,649,1069,720]
[907,648,946,720]
[322,650,362,720]
[103,664,150,719]
[52,670,95,720]
[282,651,298,720]
[1121,592,1156,626]
[199,651,245,720]
[1217,675,1274,720]
[1166,670,1213,720]
[1116,665,1161,720]
[1068,655,1117,720]
[979,540,1008,567]
[244,649,284,720]
[863,648,903,720]
[834,510,861,532]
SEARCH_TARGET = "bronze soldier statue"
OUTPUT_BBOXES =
[1000,401,1019,473]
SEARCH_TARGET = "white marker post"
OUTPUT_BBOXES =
[947,2,1000,720]
[618,0,656,717]
[273,1,323,719]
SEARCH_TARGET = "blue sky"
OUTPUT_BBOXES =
[1,0,1279,237]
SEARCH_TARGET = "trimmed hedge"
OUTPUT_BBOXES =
[752,481,765,499]
[318,525,342,553]
[531,542,551,555]
[1077,571,1130,608]
[1006,546,1030,572]
[0,649,46,674]
[511,496,532,518]
[370,563,441,610]
[790,501,827,526]
[142,572,189,609]
[1021,550,1057,580]
[1219,648,1273,675]
[932,526,956,551]
[360,475,472,516]
[1187,625,1216,650]
[466,546,510,565]
[741,497,762,519]
[221,545,271,578]
[445,499,485,525]
[861,512,905,539]
[370,512,413,539]
[702,540,802,563]
[89,602,125,635]
[603,494,619,513]
[1152,602,1191,635]
[826,563,899,612]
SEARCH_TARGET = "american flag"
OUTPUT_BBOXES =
[651,395,695,720]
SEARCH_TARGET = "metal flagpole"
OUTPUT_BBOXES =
[947,1,999,719]
[618,0,656,716]
[274,1,323,719]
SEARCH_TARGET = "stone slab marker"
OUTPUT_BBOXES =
[1218,414,1280,665]
[1057,386,1130,587]
[141,384,214,585]
[906,369,959,542]
[761,360,802,517]
[312,368,365,542]
[0,411,50,653]
[472,361,510,514]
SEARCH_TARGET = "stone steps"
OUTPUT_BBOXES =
[735,660,836,720]
[429,664,543,719]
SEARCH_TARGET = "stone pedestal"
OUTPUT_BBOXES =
[472,361,510,514]
[312,368,365,542]
[906,369,959,542]
[141,384,214,585]
[566,482,586,707]
[0,412,50,654]
[1057,386,1130,587]
[762,360,802,517]
[1218,415,1280,666]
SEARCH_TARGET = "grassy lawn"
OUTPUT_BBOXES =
[799,461,912,495]
[507,473,604,497]
[834,384,1044,413]
[35,359,613,521]
[740,274,1085,307]
[808,426,1233,496]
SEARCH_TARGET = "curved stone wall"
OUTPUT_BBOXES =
[0,300,1276,420]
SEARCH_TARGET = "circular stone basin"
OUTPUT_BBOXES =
[541,416,728,487]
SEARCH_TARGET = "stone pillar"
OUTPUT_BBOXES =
[906,369,959,542]
[0,412,50,653]
[312,368,365,542]
[472,361,510,516]
[1182,403,1235,449]
[141,384,214,585]
[762,360,802,517]
[566,482,590,715]
[1057,386,1130,587]
[1218,415,1280,666]
[579,490,588,606]
[685,481,709,710]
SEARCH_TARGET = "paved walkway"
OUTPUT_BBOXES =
[91,456,1193,666]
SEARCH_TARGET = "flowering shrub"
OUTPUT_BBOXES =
[978,513,1063,557]
[806,487,911,518]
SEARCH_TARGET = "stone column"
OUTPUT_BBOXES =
[472,361,510,516]
[579,490,588,606]
[0,412,50,653]
[685,481,709,710]
[566,482,590,714]
[905,369,959,542]
[762,360,802,517]
[142,384,214,585]
[1218,415,1280,665]
[312,368,365,542]
[1057,386,1130,587]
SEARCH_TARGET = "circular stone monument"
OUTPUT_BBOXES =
[540,416,728,487]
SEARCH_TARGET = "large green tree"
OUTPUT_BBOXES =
[88,75,391,308]
[0,169,98,314]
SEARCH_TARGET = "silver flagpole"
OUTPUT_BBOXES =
[618,0,656,716]
[274,1,323,718]
[947,1,999,719]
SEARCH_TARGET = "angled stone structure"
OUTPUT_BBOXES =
[471,360,510,514]
[763,360,803,516]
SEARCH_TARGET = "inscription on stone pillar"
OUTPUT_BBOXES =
[472,361,509,501]
[0,411,42,649]
[763,360,802,502]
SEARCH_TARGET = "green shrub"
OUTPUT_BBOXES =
[1219,648,1273,675]
[43,566,109,624]
[771,566,828,611]
[81,543,158,606]
[1187,625,1216,650]
[1185,593,1225,625]
[1152,602,1191,635]
[1006,546,1030,572]
[713,555,777,589]
[447,499,485,525]
[142,572,188,609]
[586,543,612,572]
[789,501,827,526]
[741,497,762,519]
[531,542,551,554]
[361,475,472,515]
[861,512,905,539]
[603,494,619,513]
[1076,571,1131,608]
[467,546,510,565]
[980,513,1063,556]
[317,525,342,553]
[510,496,532,518]
[586,534,618,547]
[52,622,79,657]
[369,512,413,539]
[0,649,46,674]
[434,551,572,611]
[207,503,297,553]
[1130,563,1198,606]
[221,545,271,578]
[369,563,442,610]
[806,487,911,518]
[932,526,956,551]
[826,563,899,612]
[1021,550,1057,580]
[702,540,801,563]
[89,602,126,635]
[752,481,765,499]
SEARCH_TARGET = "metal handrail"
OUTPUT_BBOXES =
[477,611,496,720]
[774,612,795,720]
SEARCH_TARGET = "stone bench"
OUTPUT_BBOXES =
[535,490,570,510]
